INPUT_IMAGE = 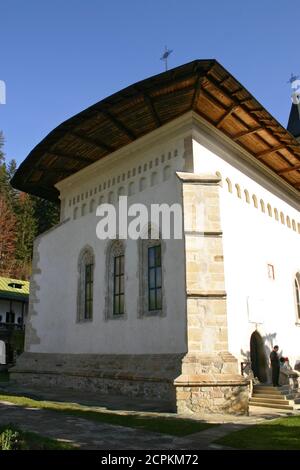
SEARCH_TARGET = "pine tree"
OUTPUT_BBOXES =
[0,134,17,207]
[33,197,60,235]
[0,194,17,276]
[0,130,60,278]
[0,131,4,163]
[0,132,8,196]
[14,193,37,263]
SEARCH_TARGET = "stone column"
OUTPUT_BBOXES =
[174,172,249,415]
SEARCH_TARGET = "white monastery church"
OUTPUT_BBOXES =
[11,60,300,415]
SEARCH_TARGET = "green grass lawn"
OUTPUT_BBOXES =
[0,425,74,450]
[215,416,300,450]
[0,392,216,437]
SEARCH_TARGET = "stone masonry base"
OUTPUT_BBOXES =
[10,352,182,409]
[10,351,249,415]
[174,353,249,415]
[175,380,249,415]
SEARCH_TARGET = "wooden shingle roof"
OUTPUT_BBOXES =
[11,59,300,201]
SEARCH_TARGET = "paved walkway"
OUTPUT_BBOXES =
[0,383,299,450]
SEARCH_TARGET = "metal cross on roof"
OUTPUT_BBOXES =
[160,46,173,71]
[288,73,300,104]
[287,73,300,87]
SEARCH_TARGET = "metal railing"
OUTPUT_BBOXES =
[241,361,251,376]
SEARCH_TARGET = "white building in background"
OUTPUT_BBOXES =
[0,277,29,365]
[11,60,300,414]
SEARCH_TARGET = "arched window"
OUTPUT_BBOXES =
[163,165,171,181]
[226,178,232,193]
[89,199,95,213]
[292,219,296,231]
[267,204,272,217]
[244,190,250,203]
[118,186,125,197]
[77,246,94,322]
[280,212,285,225]
[274,208,279,221]
[106,240,125,319]
[252,195,258,208]
[139,177,147,191]
[73,207,78,220]
[286,216,291,228]
[260,199,265,213]
[139,225,163,316]
[81,203,86,216]
[151,171,158,186]
[128,181,135,196]
[108,191,115,204]
[235,184,241,198]
[295,273,300,322]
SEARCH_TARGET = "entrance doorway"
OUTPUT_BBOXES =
[250,331,268,383]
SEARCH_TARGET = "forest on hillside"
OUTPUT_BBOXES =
[0,131,60,280]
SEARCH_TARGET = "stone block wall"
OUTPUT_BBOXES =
[175,172,249,415]
[176,383,249,415]
[10,352,183,407]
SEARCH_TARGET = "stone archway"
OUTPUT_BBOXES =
[250,331,268,383]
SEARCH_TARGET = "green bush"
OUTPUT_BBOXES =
[0,425,74,450]
[0,428,21,450]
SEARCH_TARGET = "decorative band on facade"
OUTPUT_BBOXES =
[186,290,227,298]
[185,230,223,237]
[176,171,221,185]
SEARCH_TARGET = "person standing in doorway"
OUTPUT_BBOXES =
[270,345,280,387]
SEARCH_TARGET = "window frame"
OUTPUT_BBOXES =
[84,262,94,320]
[77,246,95,323]
[113,254,125,316]
[139,226,165,317]
[105,240,126,320]
[147,244,162,311]
[295,272,300,324]
[6,311,15,324]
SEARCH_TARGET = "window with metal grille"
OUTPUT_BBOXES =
[6,312,15,324]
[84,263,93,320]
[113,255,124,315]
[148,245,162,311]
[295,273,300,321]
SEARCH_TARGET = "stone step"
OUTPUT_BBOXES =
[250,397,292,406]
[249,400,294,410]
[252,393,289,401]
[253,388,286,395]
[253,385,290,392]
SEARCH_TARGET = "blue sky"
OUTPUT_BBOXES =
[0,0,299,165]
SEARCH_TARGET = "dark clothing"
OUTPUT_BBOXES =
[271,365,280,387]
[270,350,280,386]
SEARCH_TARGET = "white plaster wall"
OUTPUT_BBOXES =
[192,130,300,369]
[28,134,187,355]
[26,111,300,364]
